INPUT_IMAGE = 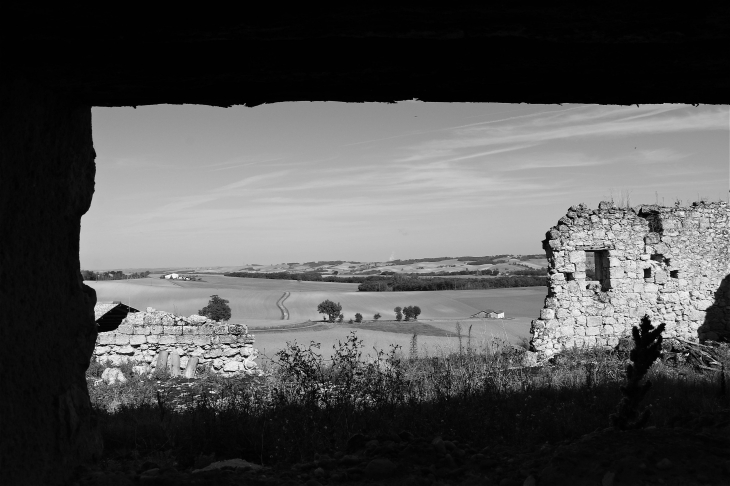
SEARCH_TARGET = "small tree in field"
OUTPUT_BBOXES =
[198,294,232,322]
[412,305,421,320]
[394,306,403,322]
[317,300,342,322]
[403,306,413,321]
[374,313,381,320]
[337,313,344,323]
[354,313,363,323]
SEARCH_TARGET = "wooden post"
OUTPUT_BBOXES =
[156,350,168,373]
[169,351,180,377]
[184,357,198,378]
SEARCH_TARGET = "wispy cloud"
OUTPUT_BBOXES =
[204,157,287,172]
[400,105,727,163]
[497,153,605,171]
[632,148,688,164]
[106,156,175,169]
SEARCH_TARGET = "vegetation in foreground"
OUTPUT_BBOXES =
[87,330,729,474]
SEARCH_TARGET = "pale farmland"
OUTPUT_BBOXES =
[87,275,545,359]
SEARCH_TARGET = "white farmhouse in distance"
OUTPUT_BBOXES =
[164,273,179,279]
[470,309,505,319]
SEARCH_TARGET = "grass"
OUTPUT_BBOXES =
[87,329,730,471]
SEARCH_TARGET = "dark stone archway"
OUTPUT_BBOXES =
[0,79,101,485]
[1,6,728,484]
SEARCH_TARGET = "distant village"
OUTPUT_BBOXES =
[160,273,202,281]
[470,309,505,319]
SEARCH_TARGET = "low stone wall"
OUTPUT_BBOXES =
[93,309,258,374]
[530,201,729,357]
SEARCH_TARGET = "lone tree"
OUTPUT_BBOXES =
[394,306,403,322]
[354,312,363,323]
[374,313,381,320]
[317,299,343,322]
[198,294,232,322]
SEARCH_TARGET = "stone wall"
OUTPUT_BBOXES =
[94,309,258,374]
[530,201,729,357]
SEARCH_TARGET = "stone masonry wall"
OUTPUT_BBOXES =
[530,201,729,357]
[94,309,258,374]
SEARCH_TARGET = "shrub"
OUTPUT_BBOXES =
[354,313,363,323]
[394,306,403,322]
[374,313,381,320]
[337,313,344,323]
[610,315,666,430]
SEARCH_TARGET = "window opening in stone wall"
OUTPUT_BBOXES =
[670,270,679,278]
[651,254,665,263]
[564,272,574,281]
[593,250,611,291]
[644,268,652,279]
[585,251,596,279]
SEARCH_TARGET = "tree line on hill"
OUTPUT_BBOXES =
[224,270,548,290]
[224,271,362,282]
[387,254,513,266]
[81,270,150,281]
[381,268,545,277]
[357,274,547,292]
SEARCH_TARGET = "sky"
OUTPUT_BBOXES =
[82,103,729,270]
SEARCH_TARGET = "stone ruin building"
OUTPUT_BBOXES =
[530,201,729,357]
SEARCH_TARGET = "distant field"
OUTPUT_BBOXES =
[284,291,483,322]
[253,320,532,361]
[88,276,545,357]
[444,288,545,317]
[88,276,360,322]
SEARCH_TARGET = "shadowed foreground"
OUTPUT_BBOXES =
[78,332,730,485]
